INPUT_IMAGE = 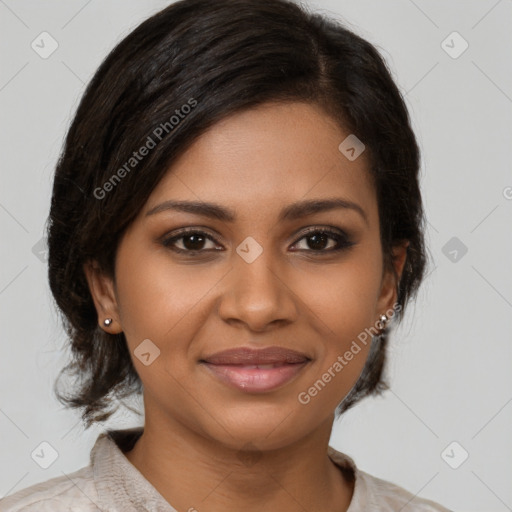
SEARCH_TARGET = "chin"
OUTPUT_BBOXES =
[205,406,310,450]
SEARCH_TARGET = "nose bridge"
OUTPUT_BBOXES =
[218,236,296,329]
[236,240,279,294]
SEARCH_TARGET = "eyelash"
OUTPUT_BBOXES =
[160,226,355,256]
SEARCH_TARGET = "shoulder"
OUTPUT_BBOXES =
[0,465,100,512]
[357,469,453,511]
[327,446,452,512]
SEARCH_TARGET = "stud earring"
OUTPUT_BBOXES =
[377,314,388,332]
[103,318,113,327]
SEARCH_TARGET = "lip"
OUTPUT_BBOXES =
[200,346,311,393]
[201,346,310,365]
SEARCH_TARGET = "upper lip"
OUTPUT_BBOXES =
[201,346,310,365]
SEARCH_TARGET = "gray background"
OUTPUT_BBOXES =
[1,0,511,510]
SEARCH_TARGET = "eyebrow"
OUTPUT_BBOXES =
[145,197,368,225]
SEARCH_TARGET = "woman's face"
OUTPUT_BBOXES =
[87,101,406,450]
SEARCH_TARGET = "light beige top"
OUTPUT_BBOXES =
[0,427,452,511]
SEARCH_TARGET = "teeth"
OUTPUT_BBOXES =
[242,364,280,369]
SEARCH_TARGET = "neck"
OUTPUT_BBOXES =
[123,410,354,512]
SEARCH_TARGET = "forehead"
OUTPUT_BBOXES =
[142,101,377,227]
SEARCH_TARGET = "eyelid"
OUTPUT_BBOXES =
[160,226,224,246]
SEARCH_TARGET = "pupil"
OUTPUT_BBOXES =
[184,234,205,250]
[308,233,328,250]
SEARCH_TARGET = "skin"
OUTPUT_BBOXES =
[84,101,408,512]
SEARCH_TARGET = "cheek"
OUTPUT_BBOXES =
[293,243,383,401]
[297,243,383,340]
[113,237,223,372]
[114,234,188,335]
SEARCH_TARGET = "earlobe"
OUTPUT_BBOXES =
[82,260,123,333]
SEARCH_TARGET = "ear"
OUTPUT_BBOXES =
[375,240,409,317]
[83,260,123,334]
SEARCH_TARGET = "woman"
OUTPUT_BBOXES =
[1,0,452,510]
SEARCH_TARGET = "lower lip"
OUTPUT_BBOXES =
[201,362,309,393]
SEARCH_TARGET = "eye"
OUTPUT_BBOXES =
[161,229,221,253]
[160,226,354,255]
[290,227,354,253]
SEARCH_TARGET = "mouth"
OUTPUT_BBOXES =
[199,346,311,393]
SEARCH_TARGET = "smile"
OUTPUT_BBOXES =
[201,361,309,393]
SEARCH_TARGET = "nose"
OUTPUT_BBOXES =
[217,248,299,332]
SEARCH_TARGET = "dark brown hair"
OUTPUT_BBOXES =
[47,0,427,428]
